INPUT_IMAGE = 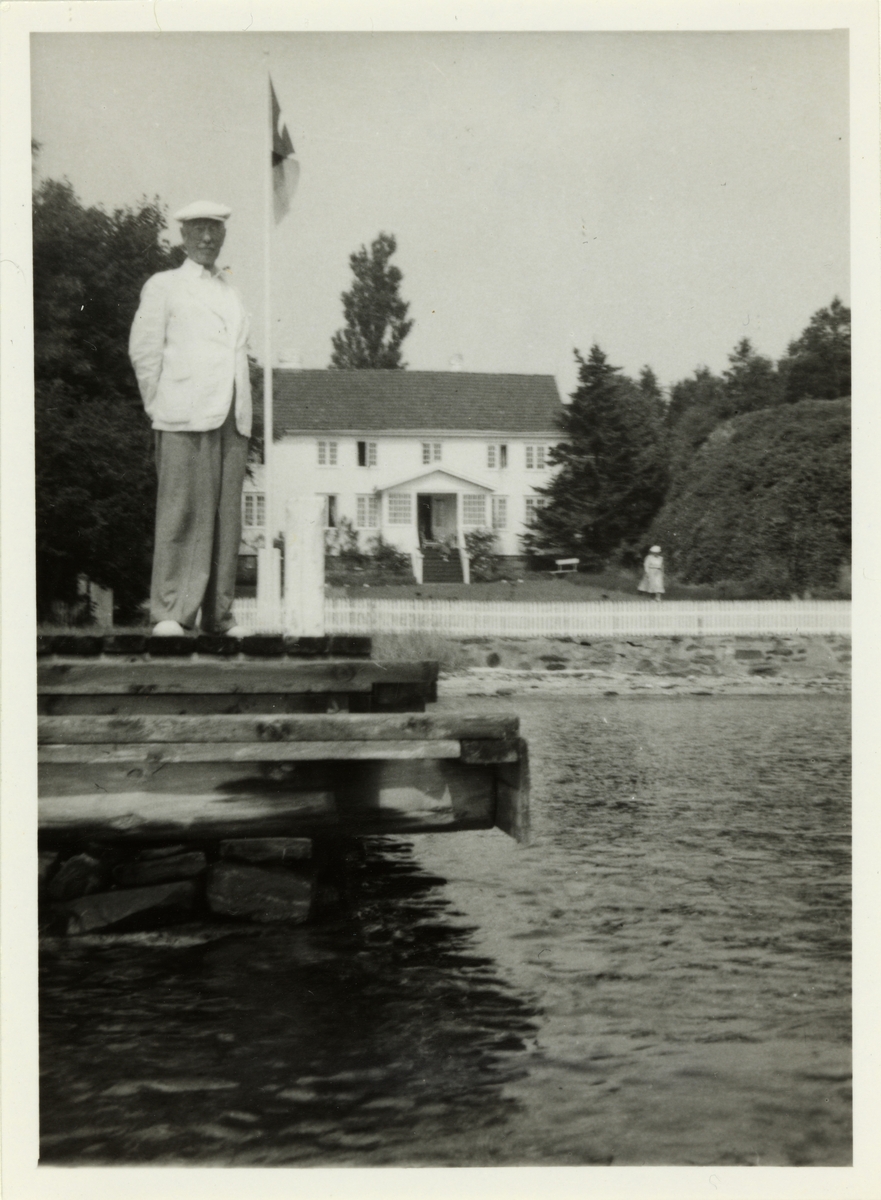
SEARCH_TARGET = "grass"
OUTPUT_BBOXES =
[328,567,850,603]
[328,574,637,603]
[370,631,471,672]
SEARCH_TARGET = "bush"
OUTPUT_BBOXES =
[464,528,500,582]
[366,534,412,575]
[324,527,415,585]
[325,517,362,562]
[650,398,850,593]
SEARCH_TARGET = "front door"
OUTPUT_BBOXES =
[417,495,432,545]
[431,495,457,543]
[417,494,457,544]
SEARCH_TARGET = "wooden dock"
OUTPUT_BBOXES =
[37,634,529,847]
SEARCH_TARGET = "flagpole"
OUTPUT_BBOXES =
[260,54,276,626]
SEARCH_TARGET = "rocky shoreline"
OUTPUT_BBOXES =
[437,633,850,698]
[39,836,355,939]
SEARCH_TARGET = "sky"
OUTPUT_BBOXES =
[31,30,849,399]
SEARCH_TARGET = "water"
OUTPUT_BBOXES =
[40,694,851,1166]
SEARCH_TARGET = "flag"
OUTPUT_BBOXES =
[271,78,299,222]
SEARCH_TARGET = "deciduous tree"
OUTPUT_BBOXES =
[778,297,851,402]
[650,398,850,595]
[33,178,182,619]
[329,232,414,369]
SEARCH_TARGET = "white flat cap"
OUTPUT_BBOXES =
[173,200,231,222]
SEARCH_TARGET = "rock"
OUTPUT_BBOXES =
[38,850,60,899]
[219,838,312,865]
[46,853,108,901]
[113,851,207,887]
[52,881,196,935]
[138,844,189,860]
[206,863,315,923]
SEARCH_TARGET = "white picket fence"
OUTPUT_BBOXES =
[232,597,850,638]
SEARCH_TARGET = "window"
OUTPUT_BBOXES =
[357,440,377,467]
[356,495,379,528]
[318,440,338,466]
[323,495,338,528]
[525,495,547,524]
[422,442,442,465]
[463,494,487,527]
[487,444,508,469]
[388,493,413,524]
[243,492,265,527]
[525,444,547,470]
[491,496,508,530]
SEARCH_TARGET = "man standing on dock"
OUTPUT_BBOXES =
[129,200,251,637]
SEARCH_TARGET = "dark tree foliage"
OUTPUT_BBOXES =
[329,232,414,369]
[525,345,668,566]
[33,178,183,619]
[637,365,665,417]
[665,366,727,481]
[719,337,783,418]
[247,356,264,466]
[650,399,850,595]
[778,297,851,403]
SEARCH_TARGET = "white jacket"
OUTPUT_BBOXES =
[129,256,252,435]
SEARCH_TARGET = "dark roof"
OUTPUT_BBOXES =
[266,370,563,437]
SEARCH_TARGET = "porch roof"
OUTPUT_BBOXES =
[376,468,494,494]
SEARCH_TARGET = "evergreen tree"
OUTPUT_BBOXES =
[526,345,668,565]
[33,178,183,619]
[637,365,666,417]
[778,297,851,402]
[329,232,414,368]
[719,337,783,417]
[666,365,725,431]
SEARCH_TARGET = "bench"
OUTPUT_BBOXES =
[550,557,579,575]
[37,635,530,846]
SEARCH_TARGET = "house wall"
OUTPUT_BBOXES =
[244,433,560,557]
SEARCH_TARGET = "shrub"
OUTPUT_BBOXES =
[650,398,850,593]
[465,528,500,581]
[366,534,412,576]
[325,517,362,561]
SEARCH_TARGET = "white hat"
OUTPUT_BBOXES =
[649,545,661,553]
[173,200,231,223]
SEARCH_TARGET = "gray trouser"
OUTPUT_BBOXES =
[150,401,249,631]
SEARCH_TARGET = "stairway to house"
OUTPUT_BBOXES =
[421,545,465,583]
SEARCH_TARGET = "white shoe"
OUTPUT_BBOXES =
[224,625,249,638]
[152,620,186,637]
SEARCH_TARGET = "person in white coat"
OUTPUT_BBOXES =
[637,545,665,602]
[129,201,251,636]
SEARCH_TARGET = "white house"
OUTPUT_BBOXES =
[241,369,563,582]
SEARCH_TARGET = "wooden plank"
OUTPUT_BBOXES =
[460,738,519,764]
[38,760,499,842]
[334,759,495,831]
[39,760,337,802]
[38,789,338,844]
[37,660,437,695]
[494,737,531,844]
[39,740,464,764]
[39,712,518,744]
[37,694,354,716]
